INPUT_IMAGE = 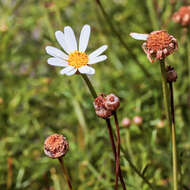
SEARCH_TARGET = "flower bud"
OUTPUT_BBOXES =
[104,93,120,111]
[44,134,69,159]
[166,65,177,82]
[133,116,143,126]
[121,117,131,128]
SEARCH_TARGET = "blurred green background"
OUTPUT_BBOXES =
[0,0,190,189]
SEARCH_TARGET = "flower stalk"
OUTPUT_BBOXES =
[95,0,152,79]
[81,74,126,190]
[58,158,73,190]
[81,74,97,98]
[113,111,121,190]
[159,60,178,190]
[169,82,178,190]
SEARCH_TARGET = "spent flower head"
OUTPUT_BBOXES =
[44,134,69,159]
[93,93,120,119]
[173,6,190,27]
[130,30,178,63]
[45,25,108,76]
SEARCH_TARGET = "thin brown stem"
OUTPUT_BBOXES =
[106,119,126,190]
[113,112,121,190]
[58,158,73,190]
[81,75,126,189]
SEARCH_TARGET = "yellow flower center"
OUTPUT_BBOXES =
[67,50,88,68]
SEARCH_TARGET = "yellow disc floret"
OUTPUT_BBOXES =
[67,50,88,68]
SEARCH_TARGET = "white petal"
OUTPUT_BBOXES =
[45,46,68,59]
[78,66,95,75]
[55,31,70,54]
[47,58,68,67]
[88,55,107,64]
[64,26,77,52]
[79,25,91,52]
[60,66,77,76]
[130,33,149,40]
[89,45,108,59]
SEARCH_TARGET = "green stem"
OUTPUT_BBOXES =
[120,146,154,190]
[95,0,153,80]
[81,74,97,98]
[159,60,178,190]
[126,128,134,160]
[58,158,73,190]
[113,112,121,190]
[169,82,178,190]
[159,60,172,125]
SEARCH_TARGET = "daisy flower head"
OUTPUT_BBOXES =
[45,25,108,76]
[130,30,178,63]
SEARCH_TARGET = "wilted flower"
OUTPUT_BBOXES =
[133,116,143,126]
[44,134,69,159]
[45,25,108,76]
[166,65,177,82]
[173,6,190,26]
[121,117,131,128]
[130,30,178,63]
[93,93,120,119]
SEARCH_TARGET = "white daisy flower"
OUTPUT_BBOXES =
[45,25,108,76]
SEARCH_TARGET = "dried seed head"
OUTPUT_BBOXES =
[93,94,112,119]
[133,116,143,126]
[44,134,69,159]
[173,6,190,26]
[143,30,178,62]
[104,93,120,111]
[93,93,120,119]
[121,117,131,128]
[166,65,177,82]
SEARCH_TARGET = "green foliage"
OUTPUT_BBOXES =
[0,0,190,189]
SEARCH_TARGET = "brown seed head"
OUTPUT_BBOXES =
[93,93,120,119]
[133,116,143,126]
[93,94,112,119]
[173,6,190,26]
[44,134,69,159]
[121,117,131,128]
[166,65,177,82]
[143,30,178,62]
[104,93,120,111]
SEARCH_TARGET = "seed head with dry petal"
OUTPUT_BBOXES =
[173,6,190,27]
[130,30,178,63]
[44,134,69,159]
